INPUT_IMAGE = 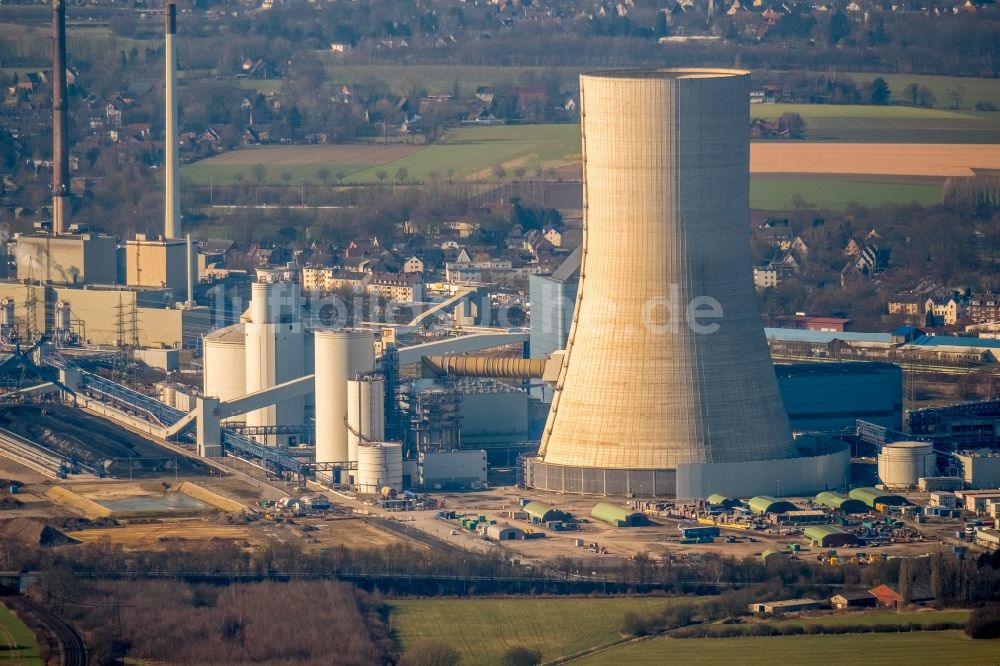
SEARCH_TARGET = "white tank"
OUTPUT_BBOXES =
[347,375,385,463]
[878,441,936,490]
[0,298,14,326]
[244,275,305,445]
[203,323,247,421]
[356,442,403,494]
[314,329,375,463]
[55,301,71,332]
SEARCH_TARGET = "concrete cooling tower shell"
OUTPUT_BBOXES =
[528,69,840,497]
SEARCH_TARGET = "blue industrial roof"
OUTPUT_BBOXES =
[764,328,893,345]
[910,335,1000,349]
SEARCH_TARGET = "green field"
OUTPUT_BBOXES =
[389,597,691,665]
[751,103,1000,143]
[0,602,43,666]
[577,631,997,665]
[767,609,970,627]
[750,174,942,210]
[351,124,579,183]
[842,72,1000,111]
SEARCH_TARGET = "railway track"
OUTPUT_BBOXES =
[2,594,86,666]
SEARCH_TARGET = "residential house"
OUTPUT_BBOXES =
[403,256,425,274]
[753,264,778,290]
[543,228,563,247]
[924,296,967,326]
[969,294,1000,325]
[367,273,424,302]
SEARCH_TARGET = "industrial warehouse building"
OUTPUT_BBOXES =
[707,494,741,509]
[831,592,877,610]
[804,525,858,548]
[590,502,649,527]
[748,496,799,515]
[775,362,903,432]
[849,487,908,509]
[749,598,826,614]
[523,502,568,524]
[486,524,525,541]
[814,491,869,514]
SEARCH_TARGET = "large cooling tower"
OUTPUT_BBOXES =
[533,69,797,496]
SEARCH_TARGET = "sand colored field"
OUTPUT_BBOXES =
[65,517,413,551]
[43,486,112,519]
[66,521,255,550]
[750,143,1000,177]
[199,143,421,167]
[177,481,249,514]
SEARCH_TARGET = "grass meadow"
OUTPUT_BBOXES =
[389,597,689,666]
[576,630,994,665]
[0,602,43,666]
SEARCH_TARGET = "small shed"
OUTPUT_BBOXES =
[523,501,567,524]
[804,525,857,548]
[748,598,826,614]
[831,591,877,610]
[815,491,868,514]
[849,487,908,509]
[591,502,649,527]
[486,524,524,541]
[760,549,785,564]
[707,493,740,509]
[748,496,799,515]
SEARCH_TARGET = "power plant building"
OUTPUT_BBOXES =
[529,247,580,361]
[776,362,902,432]
[526,69,848,498]
[14,233,118,285]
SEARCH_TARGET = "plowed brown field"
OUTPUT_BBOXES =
[750,143,1000,177]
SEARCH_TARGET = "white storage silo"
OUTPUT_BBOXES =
[347,375,385,463]
[203,323,247,421]
[314,329,376,463]
[356,442,403,494]
[878,441,936,490]
[0,298,14,326]
[55,301,71,333]
[244,273,305,444]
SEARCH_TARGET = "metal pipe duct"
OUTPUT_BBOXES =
[421,355,547,379]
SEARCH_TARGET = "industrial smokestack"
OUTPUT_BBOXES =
[186,233,193,306]
[164,2,180,239]
[51,0,70,235]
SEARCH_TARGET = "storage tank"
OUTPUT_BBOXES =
[203,323,247,422]
[356,442,403,494]
[314,329,376,463]
[878,441,936,490]
[347,374,385,463]
[0,298,14,326]
[55,300,71,332]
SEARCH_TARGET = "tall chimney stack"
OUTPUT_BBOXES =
[164,2,180,239]
[51,0,70,235]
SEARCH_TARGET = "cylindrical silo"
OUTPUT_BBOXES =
[356,442,402,494]
[314,329,376,463]
[347,374,385,463]
[536,70,797,493]
[878,441,936,490]
[55,301,71,332]
[245,276,305,445]
[204,323,247,422]
[1,298,15,326]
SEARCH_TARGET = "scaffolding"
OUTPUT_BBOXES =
[401,383,462,456]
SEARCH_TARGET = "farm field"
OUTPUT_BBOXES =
[0,602,43,666]
[750,175,942,210]
[751,104,1000,143]
[183,120,1000,186]
[389,597,694,666]
[577,630,996,665]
